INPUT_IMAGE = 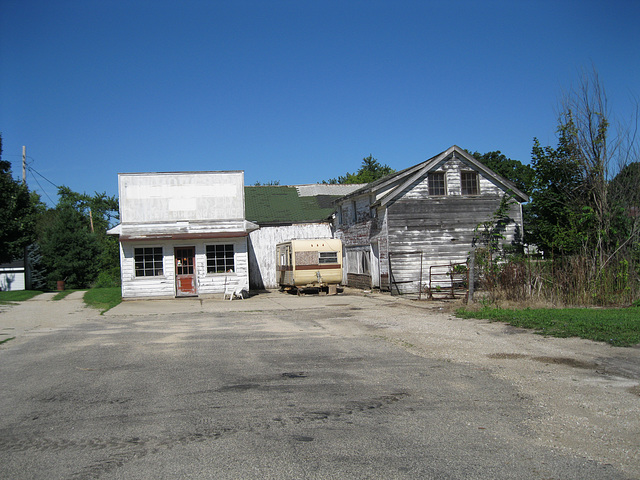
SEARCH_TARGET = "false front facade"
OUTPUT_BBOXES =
[108,171,258,299]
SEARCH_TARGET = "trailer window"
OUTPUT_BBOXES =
[206,244,234,273]
[319,252,338,264]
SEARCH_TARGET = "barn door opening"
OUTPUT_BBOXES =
[175,246,197,296]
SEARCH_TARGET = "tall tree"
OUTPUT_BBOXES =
[470,150,535,196]
[525,133,585,257]
[0,134,36,264]
[37,187,119,288]
[323,155,395,184]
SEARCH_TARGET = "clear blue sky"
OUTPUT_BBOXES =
[2,0,639,206]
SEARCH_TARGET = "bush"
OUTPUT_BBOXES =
[92,268,121,288]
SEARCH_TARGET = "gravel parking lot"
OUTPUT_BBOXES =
[1,290,638,479]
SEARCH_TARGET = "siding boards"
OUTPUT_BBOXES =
[386,193,521,295]
[120,238,250,298]
[247,223,333,289]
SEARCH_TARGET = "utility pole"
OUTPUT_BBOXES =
[22,146,26,184]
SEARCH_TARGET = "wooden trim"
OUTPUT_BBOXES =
[295,264,341,270]
[121,232,248,241]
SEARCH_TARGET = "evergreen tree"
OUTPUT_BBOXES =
[323,155,395,184]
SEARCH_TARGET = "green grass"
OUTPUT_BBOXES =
[0,336,16,345]
[0,290,43,304]
[52,289,84,300]
[456,306,640,347]
[83,287,122,314]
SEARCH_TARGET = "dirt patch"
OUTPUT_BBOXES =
[352,292,640,479]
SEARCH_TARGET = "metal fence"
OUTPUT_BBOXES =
[388,251,469,301]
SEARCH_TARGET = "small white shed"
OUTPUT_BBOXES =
[0,260,26,291]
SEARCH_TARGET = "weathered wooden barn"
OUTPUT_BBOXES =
[333,145,529,294]
[108,171,258,299]
[245,184,363,289]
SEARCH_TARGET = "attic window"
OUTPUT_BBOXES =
[461,171,479,195]
[428,172,446,196]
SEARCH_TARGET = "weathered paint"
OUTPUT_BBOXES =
[119,238,249,299]
[335,146,527,295]
[247,223,333,289]
[111,171,255,299]
[118,171,245,224]
[276,239,342,288]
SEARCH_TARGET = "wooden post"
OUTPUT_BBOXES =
[418,252,423,300]
[22,146,26,184]
[467,251,475,303]
[89,209,95,233]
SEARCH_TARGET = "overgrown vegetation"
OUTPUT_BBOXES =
[83,287,122,313]
[472,68,639,307]
[456,306,640,347]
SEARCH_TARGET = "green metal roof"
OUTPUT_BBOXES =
[244,186,340,225]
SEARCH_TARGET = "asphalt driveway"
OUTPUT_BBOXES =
[0,291,636,479]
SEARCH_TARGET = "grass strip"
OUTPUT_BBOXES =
[0,337,16,345]
[83,287,122,314]
[52,289,84,300]
[455,306,640,347]
[0,290,43,304]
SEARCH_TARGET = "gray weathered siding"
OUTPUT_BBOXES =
[386,194,522,293]
[334,151,525,294]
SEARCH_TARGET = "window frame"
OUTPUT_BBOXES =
[428,171,446,196]
[461,171,479,195]
[134,246,164,277]
[206,244,235,274]
[319,251,339,264]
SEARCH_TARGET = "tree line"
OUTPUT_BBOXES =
[2,69,638,303]
[0,135,119,290]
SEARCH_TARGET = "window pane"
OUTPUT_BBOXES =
[206,244,235,273]
[461,172,478,195]
[134,247,163,277]
[428,172,445,195]
[319,252,338,264]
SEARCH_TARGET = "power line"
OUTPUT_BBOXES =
[30,172,56,205]
[27,165,59,189]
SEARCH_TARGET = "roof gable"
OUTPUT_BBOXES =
[338,146,529,206]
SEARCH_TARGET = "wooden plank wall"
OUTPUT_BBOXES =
[387,195,522,295]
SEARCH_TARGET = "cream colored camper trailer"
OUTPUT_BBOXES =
[276,239,342,293]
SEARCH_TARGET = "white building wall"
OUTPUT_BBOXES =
[0,269,25,291]
[118,171,245,224]
[248,223,333,289]
[120,237,249,299]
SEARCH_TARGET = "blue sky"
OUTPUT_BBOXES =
[1,0,639,206]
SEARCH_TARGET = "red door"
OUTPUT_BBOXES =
[175,247,197,296]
